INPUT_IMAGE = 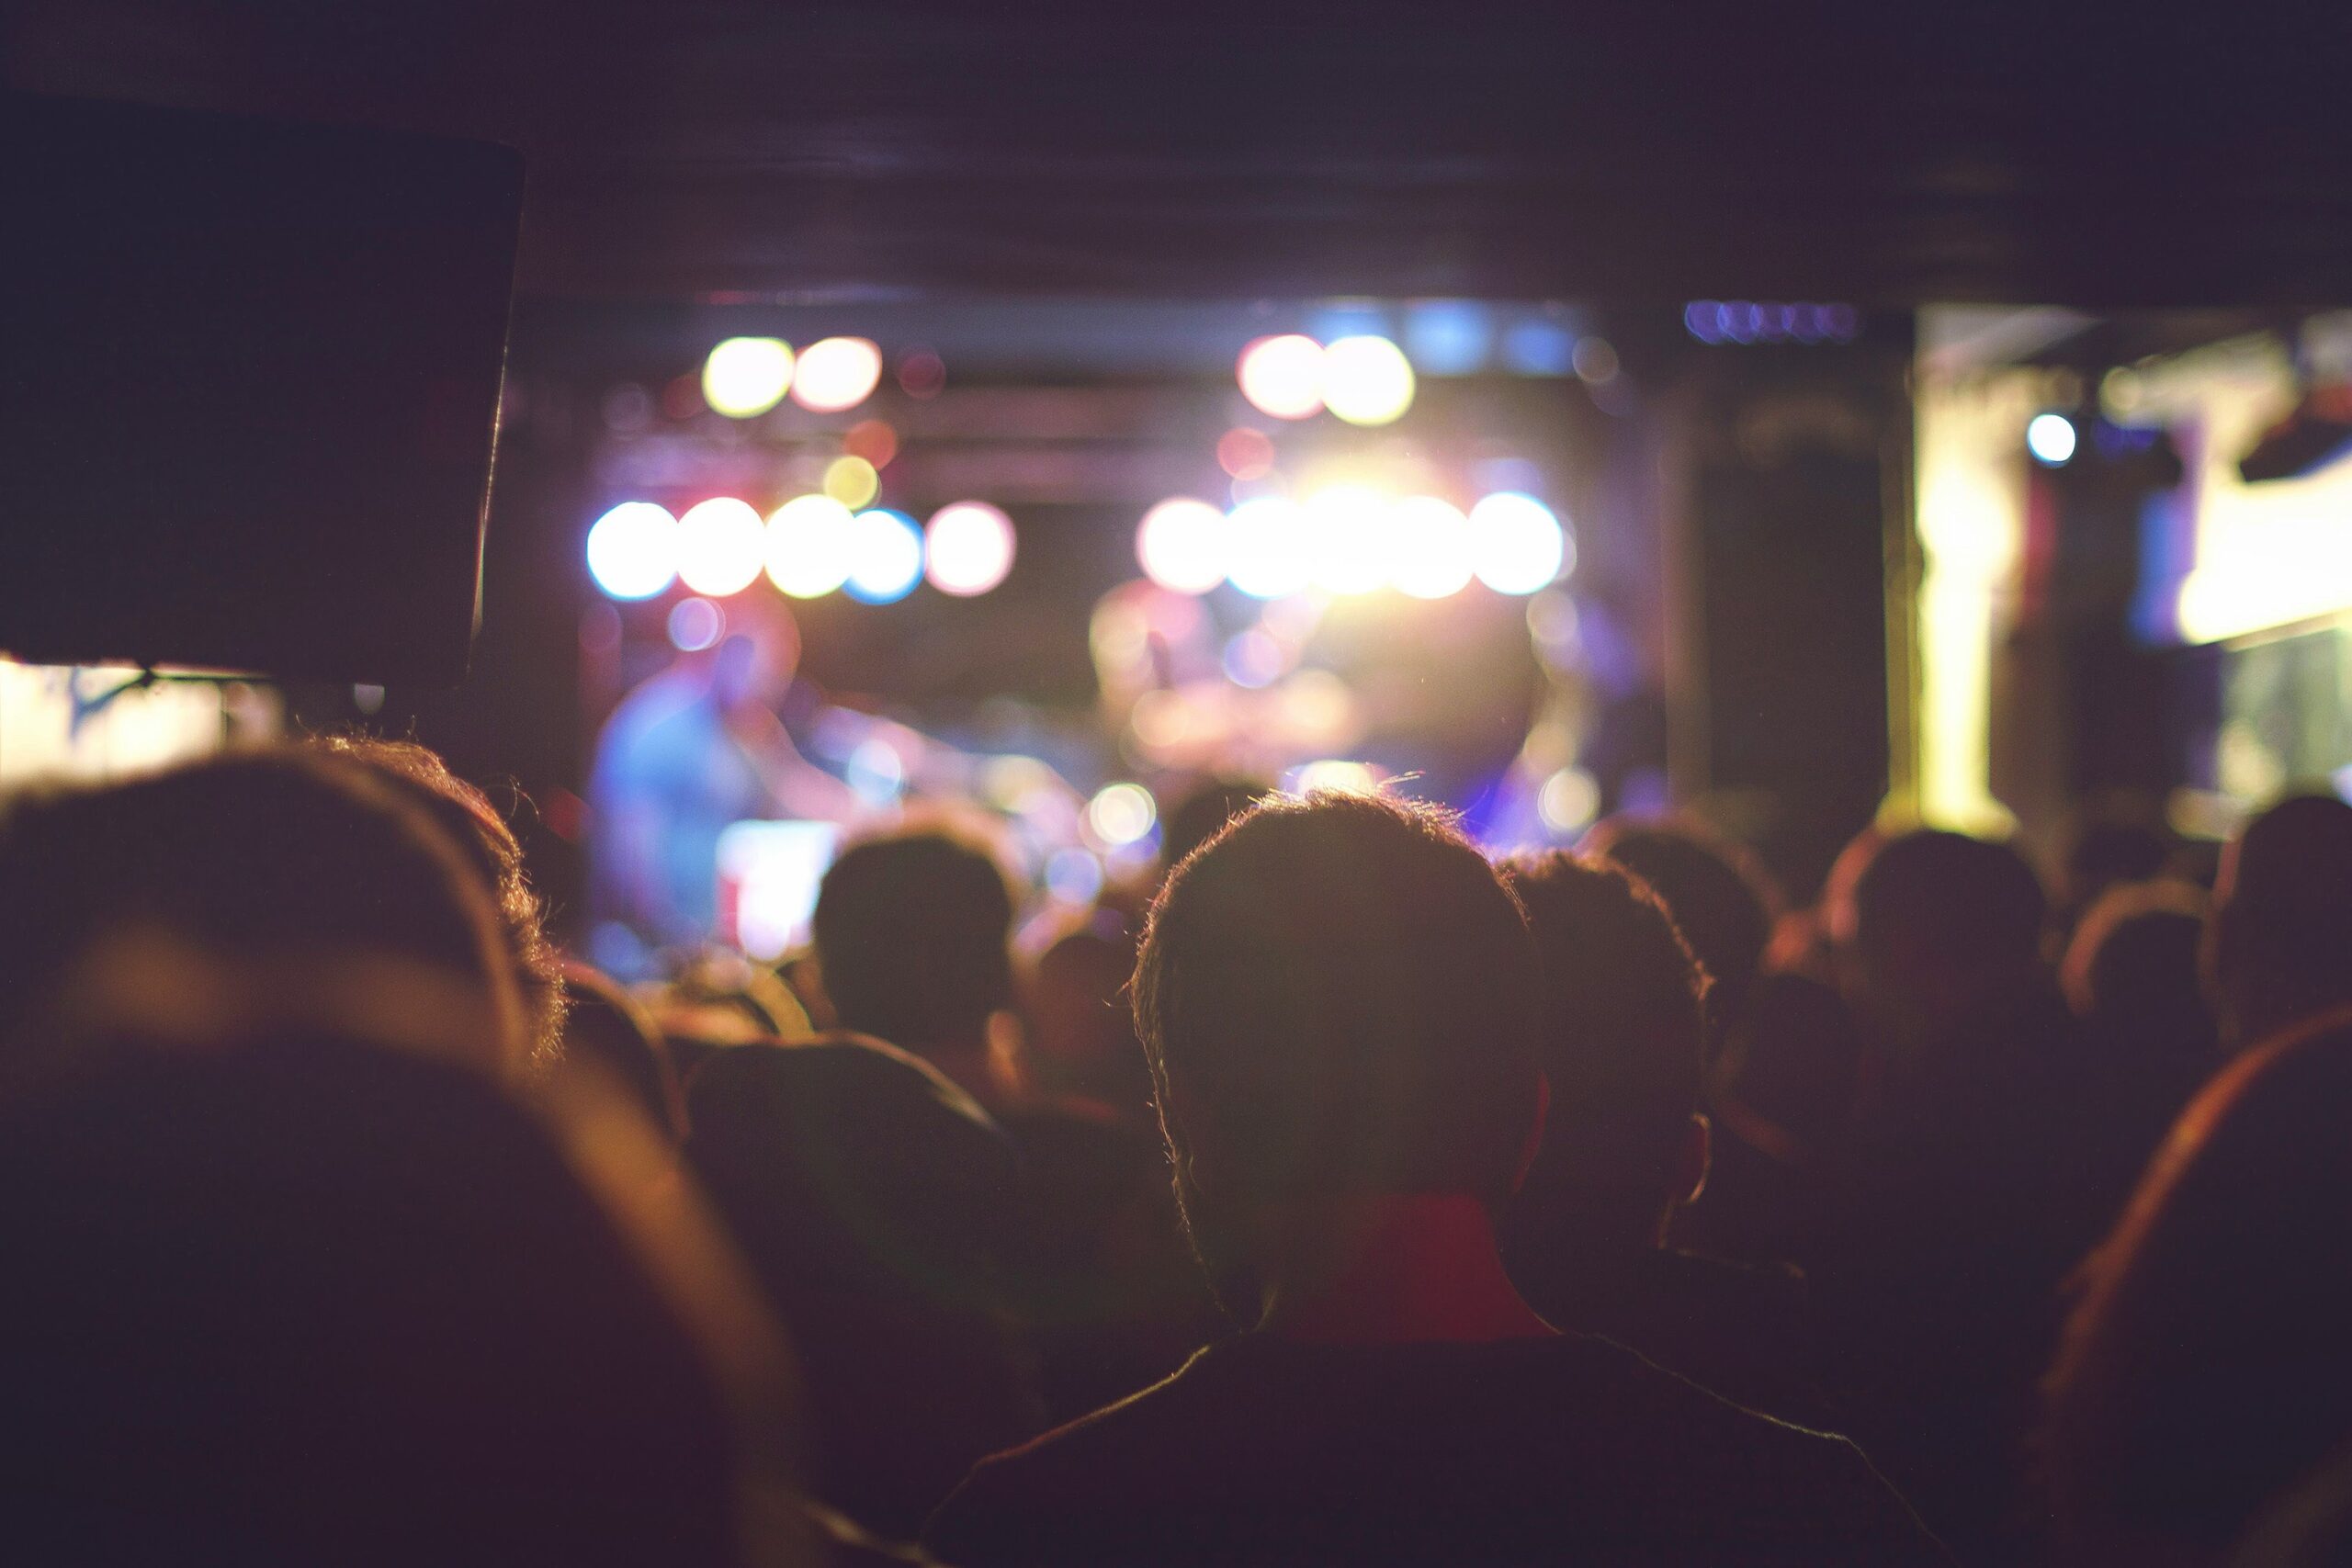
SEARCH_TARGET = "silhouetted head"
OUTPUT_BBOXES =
[560,958,685,1141]
[1713,972,1865,1156]
[1159,774,1270,874]
[1582,817,1778,1037]
[2063,880,2217,1057]
[1132,791,1541,1300]
[312,735,566,1066]
[2207,795,2352,1049]
[1021,919,1152,1119]
[813,826,1018,1057]
[0,748,524,1085]
[2044,1014,2352,1565]
[1832,828,2049,1056]
[1498,852,1708,1254]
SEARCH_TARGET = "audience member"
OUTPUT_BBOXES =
[561,955,687,1139]
[2205,795,2352,1051]
[2043,1014,2352,1567]
[928,791,1944,1566]
[1583,816,1781,1041]
[1499,851,1822,1424]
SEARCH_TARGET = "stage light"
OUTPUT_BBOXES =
[1304,485,1397,594]
[1502,319,1577,377]
[764,494,855,598]
[585,501,678,600]
[1224,495,1316,599]
[787,336,883,413]
[1238,334,1326,420]
[925,502,1016,596]
[675,497,767,596]
[702,337,794,419]
[1216,426,1276,480]
[843,509,924,604]
[1389,495,1476,598]
[1086,782,1158,846]
[1293,759,1379,796]
[1137,498,1229,595]
[823,455,880,509]
[1046,846,1105,905]
[1469,491,1569,594]
[1403,299,1492,376]
[667,596,724,651]
[1321,335,1416,425]
[844,418,899,468]
[2028,412,2078,466]
[1539,767,1601,835]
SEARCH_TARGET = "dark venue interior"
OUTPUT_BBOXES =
[5,3,2352,1564]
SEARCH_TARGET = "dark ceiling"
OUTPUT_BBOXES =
[10,1,2352,307]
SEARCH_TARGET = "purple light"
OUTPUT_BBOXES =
[1684,301,1724,344]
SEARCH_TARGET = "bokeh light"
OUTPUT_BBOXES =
[1468,491,1569,594]
[1085,782,1158,846]
[674,497,768,596]
[1238,334,1326,421]
[792,337,884,413]
[667,596,725,652]
[1321,335,1417,426]
[1216,426,1277,480]
[1293,759,1380,796]
[1304,485,1397,595]
[823,455,881,509]
[842,509,925,604]
[2028,412,2078,466]
[1045,846,1105,905]
[1538,766,1601,835]
[1388,495,1476,598]
[925,502,1017,596]
[898,348,946,400]
[764,494,855,598]
[844,418,899,468]
[701,338,794,419]
[1136,498,1229,594]
[1224,495,1316,599]
[1223,628,1289,688]
[585,501,678,600]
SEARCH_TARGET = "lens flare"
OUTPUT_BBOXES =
[585,502,678,600]
[823,455,880,509]
[1136,498,1229,594]
[1238,334,1326,421]
[1468,491,1569,594]
[2028,412,2078,466]
[667,596,725,651]
[1389,495,1475,598]
[1224,495,1316,599]
[1304,485,1397,595]
[675,497,768,596]
[702,338,794,419]
[1321,335,1416,426]
[842,509,925,604]
[792,337,885,413]
[925,502,1017,596]
[1085,782,1159,846]
[764,495,856,598]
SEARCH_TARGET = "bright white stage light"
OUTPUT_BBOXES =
[925,502,1017,596]
[1468,491,1569,594]
[674,497,767,596]
[2028,412,2078,466]
[1224,495,1316,599]
[702,338,794,418]
[1136,498,1230,594]
[1304,485,1397,595]
[792,337,885,412]
[1085,782,1159,846]
[1238,334,1326,420]
[1388,495,1475,598]
[764,494,856,598]
[585,502,678,600]
[843,509,925,604]
[1320,335,1416,425]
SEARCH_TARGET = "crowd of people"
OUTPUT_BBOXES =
[5,731,2352,1566]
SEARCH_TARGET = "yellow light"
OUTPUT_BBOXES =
[1389,495,1474,598]
[1303,485,1397,595]
[1321,335,1416,426]
[674,497,768,596]
[1085,782,1159,846]
[1238,334,1326,421]
[823,455,880,509]
[1538,767,1601,835]
[924,502,1017,596]
[791,337,885,413]
[764,495,855,598]
[1224,495,1316,599]
[1136,498,1229,594]
[702,338,794,419]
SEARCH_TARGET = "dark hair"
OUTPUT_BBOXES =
[1843,828,2049,997]
[813,827,1017,1052]
[1132,790,1541,1207]
[1500,851,1706,1230]
[0,749,514,1080]
[312,736,567,1066]
[2209,795,2352,1048]
[2063,880,2215,1054]
[2043,1013,2352,1562]
[1581,818,1776,1033]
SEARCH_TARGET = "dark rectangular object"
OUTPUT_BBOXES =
[0,93,523,686]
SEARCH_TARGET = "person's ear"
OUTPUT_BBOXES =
[1510,1072,1552,1195]
[1676,1112,1712,1208]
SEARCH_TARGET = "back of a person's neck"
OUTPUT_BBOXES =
[1260,1192,1557,1348]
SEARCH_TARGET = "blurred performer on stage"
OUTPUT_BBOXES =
[586,605,857,978]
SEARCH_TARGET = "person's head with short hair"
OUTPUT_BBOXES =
[311,735,566,1066]
[1831,828,2050,1056]
[2207,795,2352,1050]
[813,824,1018,1067]
[2063,879,2217,1057]
[1131,790,1542,1308]
[0,748,525,1085]
[2043,1014,2352,1565]
[1581,818,1777,1038]
[1498,852,1709,1254]
[1159,775,1270,876]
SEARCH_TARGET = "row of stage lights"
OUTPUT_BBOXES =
[585,484,1569,605]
